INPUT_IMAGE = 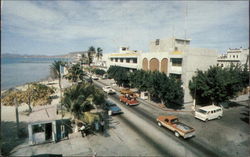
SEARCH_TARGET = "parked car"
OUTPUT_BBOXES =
[119,88,134,95]
[156,115,195,139]
[91,75,99,80]
[104,100,122,115]
[195,105,223,122]
[119,94,139,106]
[102,86,116,94]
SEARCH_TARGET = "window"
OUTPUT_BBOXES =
[233,55,235,58]
[221,64,223,67]
[126,58,130,63]
[171,58,182,66]
[122,47,127,51]
[175,47,178,51]
[32,124,45,133]
[115,58,118,62]
[155,39,160,45]
[236,55,238,58]
[165,119,169,123]
[111,58,114,62]
[120,58,124,62]
[132,58,137,63]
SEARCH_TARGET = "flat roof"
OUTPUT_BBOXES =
[29,105,58,123]
[199,105,222,111]
[110,53,140,57]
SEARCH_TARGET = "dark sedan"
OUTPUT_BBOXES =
[104,100,123,115]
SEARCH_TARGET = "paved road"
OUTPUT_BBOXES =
[93,79,225,157]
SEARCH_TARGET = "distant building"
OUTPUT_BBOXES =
[217,48,249,68]
[105,37,218,104]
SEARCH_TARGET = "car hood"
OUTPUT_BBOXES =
[109,106,121,112]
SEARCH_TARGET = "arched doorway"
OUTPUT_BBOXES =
[142,58,148,71]
[161,58,168,74]
[149,58,159,71]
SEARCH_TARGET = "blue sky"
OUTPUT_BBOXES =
[1,1,249,55]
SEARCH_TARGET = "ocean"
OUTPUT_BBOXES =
[1,57,68,90]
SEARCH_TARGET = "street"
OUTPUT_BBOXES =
[94,78,250,157]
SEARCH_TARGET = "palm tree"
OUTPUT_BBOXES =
[87,46,96,66]
[62,83,106,119]
[50,60,64,113]
[96,47,103,61]
[65,63,85,82]
[81,53,88,64]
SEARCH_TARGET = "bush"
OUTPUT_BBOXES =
[82,112,101,124]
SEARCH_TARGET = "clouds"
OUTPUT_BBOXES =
[1,1,249,55]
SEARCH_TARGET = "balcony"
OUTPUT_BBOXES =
[170,66,182,74]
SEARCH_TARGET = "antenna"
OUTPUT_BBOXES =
[184,1,188,46]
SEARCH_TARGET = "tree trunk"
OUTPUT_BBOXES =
[28,90,32,113]
[59,75,63,117]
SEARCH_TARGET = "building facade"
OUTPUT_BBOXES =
[106,37,218,104]
[217,48,249,68]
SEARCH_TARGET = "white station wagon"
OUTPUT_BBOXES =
[195,105,223,122]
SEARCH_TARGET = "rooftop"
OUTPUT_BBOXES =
[28,105,58,124]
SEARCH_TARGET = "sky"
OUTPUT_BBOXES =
[1,1,249,55]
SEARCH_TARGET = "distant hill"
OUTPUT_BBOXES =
[1,51,87,59]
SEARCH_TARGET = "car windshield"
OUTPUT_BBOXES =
[106,101,116,107]
[171,118,179,124]
[197,109,207,114]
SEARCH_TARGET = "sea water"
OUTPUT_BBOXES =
[1,57,68,90]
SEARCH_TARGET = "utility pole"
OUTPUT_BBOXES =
[15,98,20,138]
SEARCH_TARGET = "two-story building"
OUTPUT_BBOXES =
[106,37,218,104]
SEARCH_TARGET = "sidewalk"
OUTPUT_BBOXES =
[10,132,94,156]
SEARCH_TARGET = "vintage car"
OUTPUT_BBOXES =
[104,100,122,115]
[119,95,139,106]
[195,105,223,122]
[156,115,195,139]
[102,86,116,94]
[91,75,99,80]
[119,88,134,95]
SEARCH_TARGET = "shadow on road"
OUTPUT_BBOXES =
[1,121,28,155]
[240,106,249,124]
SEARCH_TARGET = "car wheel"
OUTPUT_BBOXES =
[157,121,162,127]
[175,132,180,137]
[217,116,221,120]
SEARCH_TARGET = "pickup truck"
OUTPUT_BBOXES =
[156,116,195,139]
[119,95,139,106]
[102,86,116,94]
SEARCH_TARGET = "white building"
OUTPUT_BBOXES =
[217,48,249,68]
[105,37,218,104]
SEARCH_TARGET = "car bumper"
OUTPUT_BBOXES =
[129,103,139,106]
[184,131,195,139]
